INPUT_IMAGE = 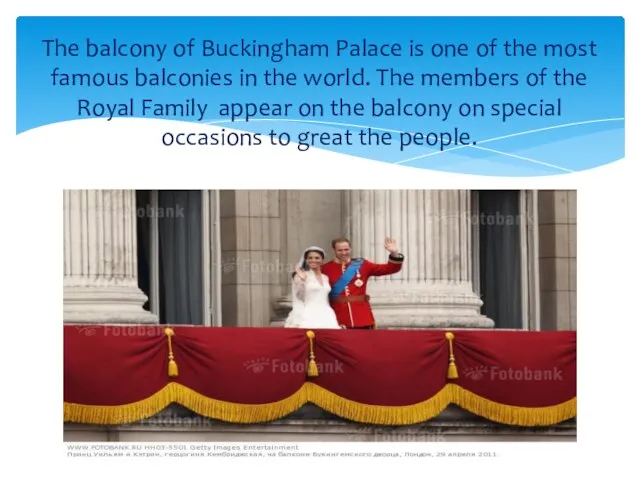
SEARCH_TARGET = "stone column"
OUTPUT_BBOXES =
[220,190,282,327]
[63,190,157,324]
[344,190,494,329]
[271,191,304,326]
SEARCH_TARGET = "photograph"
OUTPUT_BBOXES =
[63,189,576,443]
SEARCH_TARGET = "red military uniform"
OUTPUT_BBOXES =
[322,254,404,328]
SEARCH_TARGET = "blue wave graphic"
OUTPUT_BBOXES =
[16,16,625,176]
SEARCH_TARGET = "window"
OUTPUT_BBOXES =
[472,190,540,330]
[136,190,222,326]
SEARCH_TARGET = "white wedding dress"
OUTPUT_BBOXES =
[284,272,341,329]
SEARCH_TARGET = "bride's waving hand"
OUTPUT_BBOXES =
[294,266,307,282]
[284,246,341,330]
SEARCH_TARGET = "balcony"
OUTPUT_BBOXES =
[64,325,576,442]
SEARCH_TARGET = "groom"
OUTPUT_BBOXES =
[322,237,404,329]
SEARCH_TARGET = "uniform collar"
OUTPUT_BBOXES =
[333,257,351,265]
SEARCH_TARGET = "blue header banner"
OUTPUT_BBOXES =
[16,16,624,176]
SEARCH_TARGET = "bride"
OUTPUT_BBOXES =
[284,246,341,329]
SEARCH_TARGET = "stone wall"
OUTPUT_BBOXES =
[64,406,576,442]
[537,190,577,330]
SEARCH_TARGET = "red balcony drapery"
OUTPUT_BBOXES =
[63,325,576,427]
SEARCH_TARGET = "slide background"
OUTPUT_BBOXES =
[5,0,639,477]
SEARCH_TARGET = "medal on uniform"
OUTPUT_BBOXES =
[354,271,363,287]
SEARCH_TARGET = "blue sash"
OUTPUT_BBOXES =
[330,259,363,298]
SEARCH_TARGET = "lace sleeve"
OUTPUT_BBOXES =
[284,275,306,328]
[292,275,305,301]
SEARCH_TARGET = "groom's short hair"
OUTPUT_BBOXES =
[331,237,351,248]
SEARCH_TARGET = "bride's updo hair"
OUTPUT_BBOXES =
[292,248,325,278]
[303,248,325,269]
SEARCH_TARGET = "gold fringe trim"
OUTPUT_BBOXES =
[306,383,451,425]
[64,384,178,425]
[449,384,577,427]
[63,383,308,425]
[177,383,308,424]
[63,383,576,427]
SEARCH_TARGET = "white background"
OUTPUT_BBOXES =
[3,1,638,478]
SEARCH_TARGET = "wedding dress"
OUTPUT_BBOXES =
[284,247,341,329]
